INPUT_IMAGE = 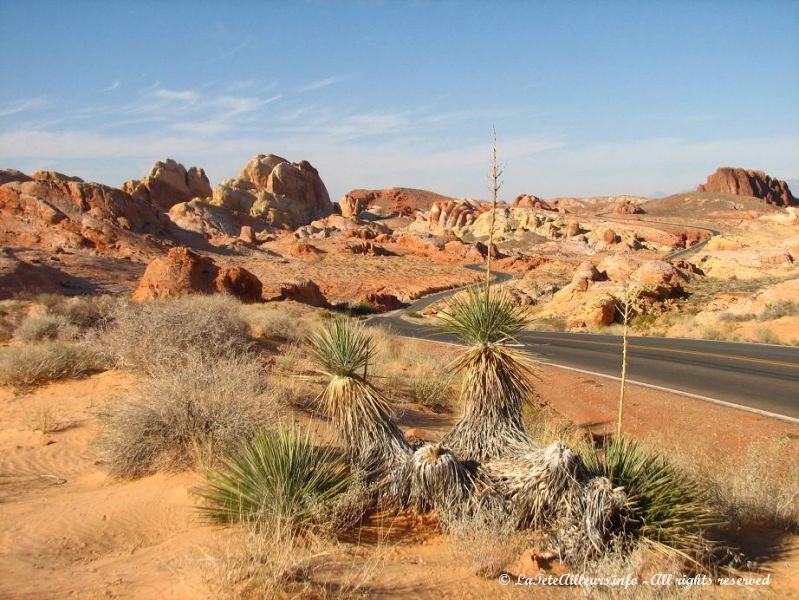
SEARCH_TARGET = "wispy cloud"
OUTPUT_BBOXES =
[0,97,49,118]
[217,35,253,60]
[102,80,121,92]
[151,88,201,104]
[298,77,341,92]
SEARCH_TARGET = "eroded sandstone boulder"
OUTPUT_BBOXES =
[123,159,212,211]
[211,154,333,229]
[279,279,329,307]
[132,247,262,302]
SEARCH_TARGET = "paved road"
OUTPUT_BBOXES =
[369,264,799,422]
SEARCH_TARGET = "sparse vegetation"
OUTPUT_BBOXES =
[97,353,273,478]
[103,295,252,375]
[579,436,723,566]
[308,318,410,473]
[0,342,108,389]
[758,300,799,322]
[14,313,79,342]
[706,437,799,530]
[440,496,523,578]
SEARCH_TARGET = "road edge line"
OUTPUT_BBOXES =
[390,334,799,425]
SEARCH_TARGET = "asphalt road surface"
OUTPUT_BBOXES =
[369,264,799,422]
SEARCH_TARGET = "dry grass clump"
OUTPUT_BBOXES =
[97,353,274,478]
[439,495,524,578]
[0,299,26,342]
[0,341,108,389]
[242,303,321,343]
[14,313,80,342]
[757,300,799,322]
[704,437,799,531]
[47,295,117,329]
[103,295,252,375]
[201,519,386,599]
[12,295,119,343]
[369,330,456,409]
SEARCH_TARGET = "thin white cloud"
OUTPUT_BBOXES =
[217,35,253,60]
[151,88,201,103]
[298,77,341,92]
[0,97,49,118]
[102,81,121,92]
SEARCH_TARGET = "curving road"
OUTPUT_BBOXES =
[369,260,799,423]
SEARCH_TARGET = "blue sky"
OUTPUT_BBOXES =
[1,0,797,200]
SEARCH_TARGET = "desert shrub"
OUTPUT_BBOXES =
[750,327,780,344]
[0,342,108,389]
[48,295,116,329]
[14,313,80,342]
[196,426,350,528]
[243,305,316,343]
[758,300,799,322]
[408,372,452,412]
[0,320,14,343]
[202,515,385,600]
[707,437,799,530]
[97,353,273,477]
[103,295,252,374]
[717,312,755,323]
[580,437,722,565]
[529,316,567,332]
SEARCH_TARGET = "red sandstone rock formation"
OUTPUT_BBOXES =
[697,167,797,207]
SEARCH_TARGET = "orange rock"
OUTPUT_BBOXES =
[279,279,328,307]
[132,247,262,303]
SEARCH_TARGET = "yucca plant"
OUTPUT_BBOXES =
[579,436,723,567]
[308,319,410,473]
[438,286,536,461]
[409,443,473,511]
[483,441,583,529]
[195,427,349,528]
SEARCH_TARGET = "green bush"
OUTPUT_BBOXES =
[580,437,722,565]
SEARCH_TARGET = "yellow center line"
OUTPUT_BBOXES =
[526,335,799,369]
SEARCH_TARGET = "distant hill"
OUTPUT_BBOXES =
[642,191,782,218]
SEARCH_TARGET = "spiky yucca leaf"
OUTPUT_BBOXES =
[309,318,411,481]
[581,436,723,565]
[195,427,349,528]
[308,318,375,378]
[321,375,410,471]
[437,285,530,346]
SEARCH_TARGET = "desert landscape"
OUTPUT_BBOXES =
[1,2,798,599]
